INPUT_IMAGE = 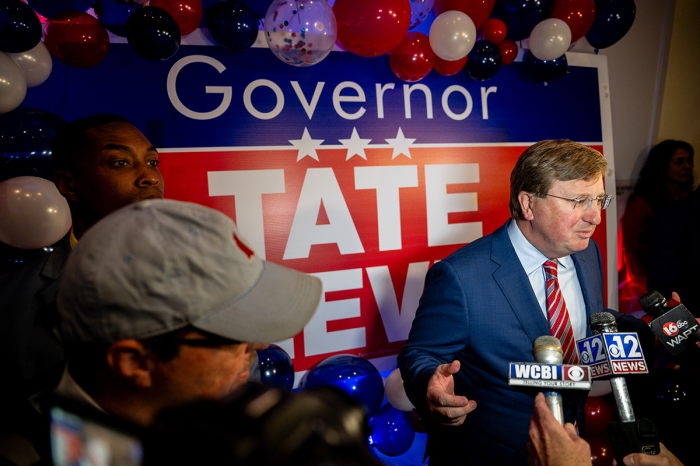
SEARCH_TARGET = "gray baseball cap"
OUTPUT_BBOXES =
[55,199,323,344]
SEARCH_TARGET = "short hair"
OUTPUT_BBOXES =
[52,114,132,172]
[509,140,608,219]
[633,139,694,212]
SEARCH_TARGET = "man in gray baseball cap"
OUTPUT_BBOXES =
[52,199,322,427]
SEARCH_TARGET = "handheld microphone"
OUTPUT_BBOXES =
[533,336,565,425]
[588,312,660,464]
[640,291,700,355]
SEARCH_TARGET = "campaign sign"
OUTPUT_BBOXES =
[602,333,648,375]
[576,335,612,379]
[508,363,591,389]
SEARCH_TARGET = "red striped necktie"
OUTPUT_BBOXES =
[544,260,579,364]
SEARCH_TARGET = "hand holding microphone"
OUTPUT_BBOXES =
[640,290,700,355]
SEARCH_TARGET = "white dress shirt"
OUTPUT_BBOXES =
[507,219,587,341]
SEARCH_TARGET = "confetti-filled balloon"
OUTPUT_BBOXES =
[429,10,476,61]
[497,38,518,65]
[464,40,501,81]
[43,10,110,68]
[0,176,71,249]
[390,32,434,82]
[432,0,495,29]
[302,354,384,418]
[94,0,141,37]
[257,344,295,391]
[150,0,203,36]
[0,108,66,182]
[264,0,337,67]
[523,50,568,81]
[205,1,258,51]
[0,51,26,113]
[8,41,52,87]
[433,54,467,75]
[127,6,181,61]
[334,0,411,58]
[409,0,435,29]
[0,0,42,53]
[370,403,416,456]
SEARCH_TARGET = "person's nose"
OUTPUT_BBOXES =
[136,162,161,187]
[583,201,602,225]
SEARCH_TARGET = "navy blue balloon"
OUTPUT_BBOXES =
[491,0,555,41]
[465,40,502,81]
[127,6,181,61]
[302,355,384,418]
[370,403,416,457]
[0,108,66,183]
[0,0,41,53]
[523,51,568,81]
[26,0,91,19]
[585,0,636,49]
[205,1,258,51]
[257,344,295,390]
[94,0,141,37]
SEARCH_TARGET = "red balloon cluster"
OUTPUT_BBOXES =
[150,0,203,36]
[550,0,596,44]
[434,55,468,76]
[432,0,495,29]
[481,18,517,66]
[43,11,110,68]
[583,397,615,466]
[390,32,435,82]
[334,0,411,57]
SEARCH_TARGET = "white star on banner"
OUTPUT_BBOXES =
[339,127,372,161]
[289,128,324,162]
[385,128,416,159]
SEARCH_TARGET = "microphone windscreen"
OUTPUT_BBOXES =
[589,311,615,326]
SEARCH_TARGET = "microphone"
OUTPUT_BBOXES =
[640,290,700,355]
[588,312,660,463]
[532,336,565,425]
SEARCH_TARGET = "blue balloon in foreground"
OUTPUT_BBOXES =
[523,51,569,82]
[0,0,42,53]
[94,0,141,37]
[585,0,636,49]
[0,108,66,182]
[302,355,384,418]
[127,6,181,61]
[205,1,258,51]
[26,0,91,19]
[257,344,294,390]
[465,40,502,81]
[370,403,416,457]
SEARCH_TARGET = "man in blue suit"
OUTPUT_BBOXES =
[399,140,651,465]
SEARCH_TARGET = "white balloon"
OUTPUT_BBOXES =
[429,11,476,61]
[385,368,415,412]
[0,51,27,114]
[9,41,53,88]
[589,380,612,397]
[529,19,572,61]
[0,176,71,249]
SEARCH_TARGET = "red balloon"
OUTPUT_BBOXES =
[149,0,203,36]
[583,396,613,434]
[497,39,517,66]
[334,0,411,57]
[390,32,434,82]
[433,55,467,76]
[43,11,109,68]
[482,18,506,44]
[550,0,596,44]
[586,434,615,466]
[433,0,496,29]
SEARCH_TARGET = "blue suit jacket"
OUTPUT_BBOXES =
[398,221,648,465]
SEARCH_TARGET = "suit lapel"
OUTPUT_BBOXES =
[491,223,551,343]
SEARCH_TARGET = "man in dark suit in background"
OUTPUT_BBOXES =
[399,140,651,465]
[0,114,163,455]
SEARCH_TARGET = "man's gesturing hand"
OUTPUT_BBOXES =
[426,360,476,426]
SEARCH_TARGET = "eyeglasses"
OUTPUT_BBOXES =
[544,194,614,211]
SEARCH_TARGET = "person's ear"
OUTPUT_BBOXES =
[106,340,154,388]
[54,170,78,202]
[518,191,536,221]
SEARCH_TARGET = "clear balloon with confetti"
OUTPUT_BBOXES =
[409,0,434,29]
[264,0,337,67]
